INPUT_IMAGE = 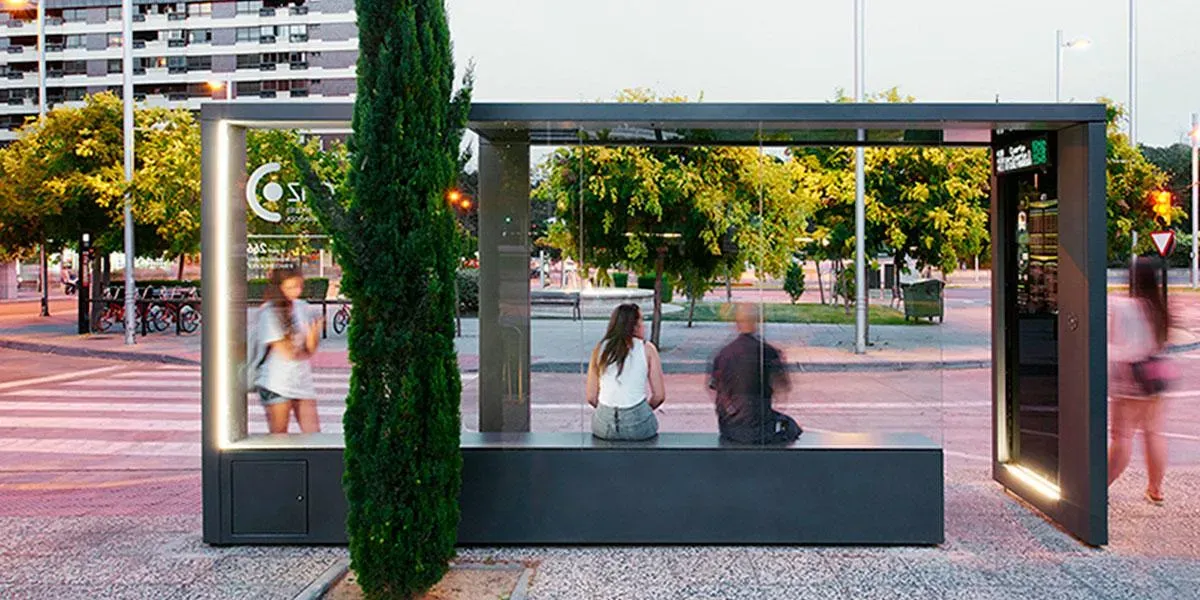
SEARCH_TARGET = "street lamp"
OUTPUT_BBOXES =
[1055,29,1091,103]
[208,79,234,101]
[6,0,48,316]
[120,0,134,345]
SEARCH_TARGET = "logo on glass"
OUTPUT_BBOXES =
[246,162,333,224]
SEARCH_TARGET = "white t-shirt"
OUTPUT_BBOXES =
[597,338,650,409]
[254,299,317,400]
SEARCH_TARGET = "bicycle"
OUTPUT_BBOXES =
[332,301,351,335]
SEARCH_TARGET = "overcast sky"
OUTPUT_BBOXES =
[445,0,1199,147]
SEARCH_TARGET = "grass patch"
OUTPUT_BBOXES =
[661,302,919,325]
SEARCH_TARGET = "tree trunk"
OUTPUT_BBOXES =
[725,263,733,302]
[177,254,185,280]
[651,247,665,347]
[816,260,825,305]
[687,292,697,328]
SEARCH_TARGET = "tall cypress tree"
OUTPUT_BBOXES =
[300,1,471,597]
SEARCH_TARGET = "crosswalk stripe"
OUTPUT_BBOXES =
[0,366,126,391]
[0,402,349,414]
[0,438,200,457]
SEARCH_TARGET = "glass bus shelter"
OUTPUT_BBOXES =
[200,102,1108,546]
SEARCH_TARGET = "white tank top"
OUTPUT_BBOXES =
[598,338,649,409]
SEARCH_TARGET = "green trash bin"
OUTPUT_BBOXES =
[900,279,945,323]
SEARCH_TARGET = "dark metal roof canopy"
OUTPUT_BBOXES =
[467,102,1108,147]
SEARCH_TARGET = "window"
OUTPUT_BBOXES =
[64,35,86,49]
[107,7,121,20]
[107,59,122,74]
[236,1,262,14]
[188,3,212,16]
[186,55,211,71]
[167,56,186,69]
[165,29,186,41]
[65,88,86,101]
[63,61,86,75]
[236,54,260,68]
[288,24,307,42]
[62,8,88,23]
[189,29,212,44]
[235,27,260,42]
[137,56,168,70]
[108,33,123,48]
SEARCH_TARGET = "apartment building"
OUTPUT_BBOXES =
[0,0,357,143]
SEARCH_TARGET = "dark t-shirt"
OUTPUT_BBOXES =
[710,333,786,442]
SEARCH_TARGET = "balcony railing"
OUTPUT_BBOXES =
[6,98,25,105]
[6,20,25,28]
[259,36,276,44]
[45,17,64,26]
[133,67,146,75]
[168,13,187,21]
[259,8,276,17]
[167,92,188,101]
[47,70,64,79]
[168,65,187,74]
[258,90,277,98]
[5,72,24,80]
[45,43,64,52]
[289,6,309,15]
[289,89,309,98]
[133,14,146,22]
[289,61,308,70]
[259,63,276,71]
[289,34,308,42]
[133,40,146,49]
[168,39,187,48]
[6,46,25,54]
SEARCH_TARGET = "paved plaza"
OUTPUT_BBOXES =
[1,285,1199,598]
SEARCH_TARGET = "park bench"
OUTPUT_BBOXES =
[530,290,581,320]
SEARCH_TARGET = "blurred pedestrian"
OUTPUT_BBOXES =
[709,303,802,444]
[587,303,666,440]
[253,265,323,434]
[1108,257,1177,504]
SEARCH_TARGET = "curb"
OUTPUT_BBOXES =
[511,567,534,600]
[530,359,991,374]
[292,558,349,600]
[0,337,200,366]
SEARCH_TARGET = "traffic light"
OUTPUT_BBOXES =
[1150,190,1173,225]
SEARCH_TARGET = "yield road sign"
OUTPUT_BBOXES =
[1150,230,1176,257]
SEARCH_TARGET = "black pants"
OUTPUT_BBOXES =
[720,411,802,445]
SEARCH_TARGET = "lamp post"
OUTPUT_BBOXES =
[853,0,867,353]
[1129,0,1137,143]
[1055,29,1091,103]
[120,0,135,345]
[1190,113,1198,289]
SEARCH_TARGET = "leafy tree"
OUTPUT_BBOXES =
[1105,103,1175,261]
[131,107,202,278]
[294,0,471,597]
[1140,142,1192,232]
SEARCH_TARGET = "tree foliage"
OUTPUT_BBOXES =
[295,1,472,597]
[1104,103,1175,261]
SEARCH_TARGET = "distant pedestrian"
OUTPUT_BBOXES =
[709,303,802,444]
[253,265,323,434]
[1108,257,1177,504]
[587,303,667,440]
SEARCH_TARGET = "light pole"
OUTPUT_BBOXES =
[121,0,135,345]
[853,0,867,354]
[1129,0,1137,143]
[1054,29,1091,103]
[1190,113,1198,289]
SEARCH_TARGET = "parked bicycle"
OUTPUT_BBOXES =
[332,300,351,335]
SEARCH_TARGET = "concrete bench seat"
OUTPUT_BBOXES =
[459,431,944,545]
[530,290,581,320]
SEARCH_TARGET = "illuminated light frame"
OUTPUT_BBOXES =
[214,119,232,449]
[1004,463,1062,502]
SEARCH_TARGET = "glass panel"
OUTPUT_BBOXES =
[242,128,350,441]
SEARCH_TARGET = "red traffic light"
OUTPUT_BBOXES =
[1150,190,1173,224]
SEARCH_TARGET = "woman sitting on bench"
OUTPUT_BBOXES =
[587,303,667,440]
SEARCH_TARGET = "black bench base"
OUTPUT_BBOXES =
[459,432,944,545]
[208,431,943,545]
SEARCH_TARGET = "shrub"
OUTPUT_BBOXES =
[456,269,479,314]
[784,262,805,304]
[612,272,629,288]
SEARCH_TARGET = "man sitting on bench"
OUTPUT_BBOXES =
[709,303,802,444]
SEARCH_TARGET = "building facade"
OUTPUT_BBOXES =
[0,0,357,143]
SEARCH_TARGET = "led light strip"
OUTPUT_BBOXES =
[215,119,231,449]
[1005,463,1061,501]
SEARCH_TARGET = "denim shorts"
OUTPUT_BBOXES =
[592,400,658,441]
[257,388,290,406]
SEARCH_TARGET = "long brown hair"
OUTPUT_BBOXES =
[1131,256,1170,348]
[599,303,642,376]
[265,265,304,338]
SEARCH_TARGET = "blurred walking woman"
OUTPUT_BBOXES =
[255,266,323,434]
[587,303,667,440]
[1109,257,1176,504]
